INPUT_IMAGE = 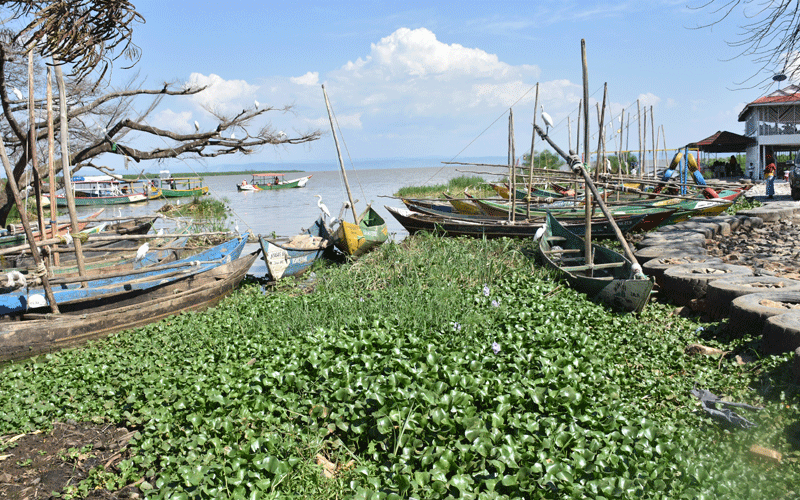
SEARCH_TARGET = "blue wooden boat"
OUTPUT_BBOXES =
[259,216,330,280]
[0,232,250,316]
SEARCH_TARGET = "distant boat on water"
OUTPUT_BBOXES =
[236,173,312,191]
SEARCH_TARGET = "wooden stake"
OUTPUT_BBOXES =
[581,39,592,267]
[0,137,59,314]
[527,83,539,219]
[509,109,516,222]
[321,85,358,225]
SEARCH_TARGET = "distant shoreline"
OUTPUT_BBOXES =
[120,170,304,179]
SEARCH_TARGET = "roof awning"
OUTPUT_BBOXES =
[685,130,755,153]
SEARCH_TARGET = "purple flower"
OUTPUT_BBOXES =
[491,299,499,307]
[452,322,461,332]
[359,297,364,302]
[492,342,501,354]
[483,284,490,297]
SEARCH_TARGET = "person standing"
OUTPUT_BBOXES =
[765,155,776,199]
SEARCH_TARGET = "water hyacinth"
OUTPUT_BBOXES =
[451,321,461,332]
[483,284,490,296]
[492,341,501,354]
[491,299,499,307]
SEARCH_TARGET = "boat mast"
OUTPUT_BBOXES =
[321,85,358,225]
[581,39,593,267]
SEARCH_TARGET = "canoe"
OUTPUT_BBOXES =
[443,193,486,215]
[260,216,331,280]
[237,174,312,191]
[538,212,653,313]
[0,209,104,248]
[0,251,258,362]
[387,205,646,240]
[333,205,388,257]
[0,232,249,317]
[156,171,209,198]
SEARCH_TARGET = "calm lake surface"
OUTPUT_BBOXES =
[70,165,485,277]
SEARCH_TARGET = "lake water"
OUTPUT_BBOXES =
[69,164,491,277]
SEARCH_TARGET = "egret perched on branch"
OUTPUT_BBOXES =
[194,120,200,131]
[315,194,331,221]
[11,87,23,101]
[277,131,286,139]
[230,132,236,139]
[541,106,554,135]
[254,100,260,109]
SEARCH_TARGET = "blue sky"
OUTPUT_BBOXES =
[93,1,784,169]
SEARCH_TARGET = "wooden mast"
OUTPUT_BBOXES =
[321,84,358,225]
[527,83,539,220]
[581,39,592,266]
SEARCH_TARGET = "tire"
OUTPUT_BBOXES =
[706,276,800,320]
[642,256,723,287]
[729,291,800,338]
[661,263,753,306]
[633,245,708,264]
[636,231,707,249]
[761,311,800,355]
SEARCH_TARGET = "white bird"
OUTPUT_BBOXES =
[230,132,236,139]
[156,227,164,236]
[541,106,554,135]
[135,242,150,262]
[254,100,260,109]
[11,87,23,101]
[277,130,287,139]
[194,120,200,131]
[235,222,240,233]
[315,194,331,220]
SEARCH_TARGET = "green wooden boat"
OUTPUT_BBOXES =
[157,171,209,198]
[538,212,653,313]
[332,205,388,257]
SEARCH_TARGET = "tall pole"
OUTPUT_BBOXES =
[509,109,516,222]
[575,99,582,155]
[636,99,642,177]
[581,39,592,266]
[54,61,88,282]
[27,49,47,244]
[45,66,59,265]
[0,137,59,314]
[527,83,539,219]
[650,105,656,180]
[321,85,358,224]
[642,105,648,178]
[618,108,625,175]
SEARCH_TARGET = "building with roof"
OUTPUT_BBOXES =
[738,84,800,179]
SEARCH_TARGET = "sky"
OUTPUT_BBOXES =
[51,1,796,171]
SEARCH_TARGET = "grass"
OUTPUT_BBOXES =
[395,175,494,199]
[0,233,798,498]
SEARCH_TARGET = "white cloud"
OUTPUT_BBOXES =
[291,72,319,86]
[637,92,661,108]
[151,109,193,132]
[187,73,258,114]
[307,112,362,130]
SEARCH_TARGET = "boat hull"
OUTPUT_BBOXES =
[259,217,330,280]
[334,206,388,257]
[538,212,653,313]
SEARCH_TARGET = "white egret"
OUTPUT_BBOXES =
[315,194,331,220]
[230,132,236,139]
[277,130,286,139]
[194,120,200,131]
[135,242,150,262]
[541,106,554,135]
[11,87,23,101]
[254,100,260,109]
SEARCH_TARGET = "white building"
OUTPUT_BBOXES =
[738,84,800,179]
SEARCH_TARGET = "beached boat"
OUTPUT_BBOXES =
[333,205,388,257]
[0,209,103,248]
[0,232,249,317]
[260,216,330,280]
[322,85,388,257]
[538,212,653,313]
[156,170,209,198]
[42,176,158,207]
[388,205,645,240]
[443,192,486,215]
[0,250,258,362]
[236,173,312,191]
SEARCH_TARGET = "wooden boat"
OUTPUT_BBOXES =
[0,250,258,362]
[0,232,249,317]
[156,170,209,198]
[538,212,653,313]
[42,176,158,207]
[322,85,388,257]
[260,216,331,280]
[0,209,103,248]
[236,173,312,191]
[443,192,486,215]
[387,205,646,240]
[333,205,388,257]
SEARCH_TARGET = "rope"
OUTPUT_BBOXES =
[70,232,89,244]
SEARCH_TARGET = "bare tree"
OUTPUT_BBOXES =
[0,33,320,227]
[692,0,800,88]
[8,0,143,81]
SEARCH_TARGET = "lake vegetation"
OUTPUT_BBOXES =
[396,175,494,199]
[0,229,797,498]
